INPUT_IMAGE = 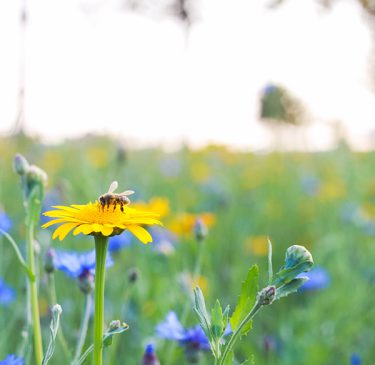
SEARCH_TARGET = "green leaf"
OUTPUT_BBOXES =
[42,304,62,365]
[230,265,259,337]
[193,287,212,341]
[275,277,308,300]
[222,350,233,365]
[211,300,225,340]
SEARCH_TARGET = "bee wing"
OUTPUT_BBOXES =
[120,190,135,196]
[108,181,118,194]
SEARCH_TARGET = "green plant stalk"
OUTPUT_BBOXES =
[47,274,71,361]
[93,235,109,365]
[73,294,93,364]
[26,222,44,365]
[218,301,263,365]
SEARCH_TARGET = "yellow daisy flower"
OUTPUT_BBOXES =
[42,201,162,244]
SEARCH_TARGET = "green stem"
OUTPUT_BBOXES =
[73,294,93,364]
[93,235,109,365]
[218,301,263,365]
[47,274,71,361]
[26,222,44,365]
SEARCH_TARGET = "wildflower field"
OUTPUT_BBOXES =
[0,134,373,365]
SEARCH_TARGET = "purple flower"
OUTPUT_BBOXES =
[0,278,16,306]
[156,311,210,351]
[54,250,113,279]
[350,353,361,365]
[142,344,160,365]
[263,84,278,95]
[0,210,12,233]
[0,355,24,365]
[108,232,132,252]
[297,267,330,292]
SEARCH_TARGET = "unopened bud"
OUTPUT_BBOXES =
[194,218,207,242]
[109,320,122,331]
[44,248,56,274]
[142,344,160,365]
[257,285,276,306]
[52,303,63,316]
[13,154,29,176]
[127,267,139,284]
[78,270,95,294]
[27,165,48,189]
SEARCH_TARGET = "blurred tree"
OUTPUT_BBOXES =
[259,84,307,126]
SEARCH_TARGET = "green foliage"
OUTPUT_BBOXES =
[42,304,62,365]
[230,266,259,337]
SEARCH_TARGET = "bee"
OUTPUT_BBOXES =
[98,181,135,212]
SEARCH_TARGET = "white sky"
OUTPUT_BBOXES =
[0,0,374,150]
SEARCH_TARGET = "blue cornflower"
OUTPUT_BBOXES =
[142,344,160,365]
[156,311,210,351]
[350,353,361,365]
[0,355,24,365]
[54,250,113,279]
[300,175,319,196]
[40,190,61,225]
[54,250,113,294]
[0,278,16,306]
[297,266,330,292]
[108,232,132,252]
[0,210,12,233]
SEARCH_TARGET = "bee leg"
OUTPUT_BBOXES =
[113,201,117,211]
[120,202,124,212]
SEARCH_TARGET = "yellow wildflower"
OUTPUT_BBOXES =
[131,197,170,218]
[245,235,269,256]
[169,212,215,236]
[42,202,162,243]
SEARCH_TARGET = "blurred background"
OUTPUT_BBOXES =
[0,0,375,364]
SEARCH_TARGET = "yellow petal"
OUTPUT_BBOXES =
[73,224,94,236]
[52,223,79,241]
[99,225,114,236]
[127,225,152,244]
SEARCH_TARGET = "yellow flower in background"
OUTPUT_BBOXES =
[245,235,269,256]
[361,203,375,219]
[42,202,162,243]
[86,147,109,168]
[131,197,170,218]
[169,212,215,236]
[318,180,346,201]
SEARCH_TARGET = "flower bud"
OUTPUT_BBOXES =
[194,218,207,242]
[26,165,48,190]
[108,320,122,331]
[44,248,56,274]
[127,267,139,284]
[78,270,95,294]
[52,303,63,316]
[257,285,276,306]
[142,344,160,365]
[13,153,29,176]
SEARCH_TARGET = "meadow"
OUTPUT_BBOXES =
[0,134,373,365]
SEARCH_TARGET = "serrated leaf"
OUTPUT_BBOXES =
[275,277,308,300]
[211,300,225,340]
[230,265,259,337]
[193,287,212,341]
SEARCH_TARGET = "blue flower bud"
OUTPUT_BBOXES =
[257,285,276,306]
[44,248,56,274]
[194,218,208,242]
[142,344,160,365]
[13,154,29,176]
